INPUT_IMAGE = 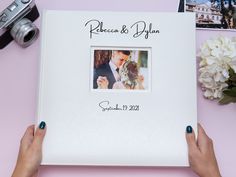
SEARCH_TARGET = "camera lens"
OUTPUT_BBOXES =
[10,18,39,48]
[24,30,36,42]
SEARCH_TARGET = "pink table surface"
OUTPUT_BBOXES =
[0,0,236,177]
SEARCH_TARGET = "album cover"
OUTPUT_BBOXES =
[37,11,197,166]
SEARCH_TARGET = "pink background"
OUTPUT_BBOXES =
[0,0,236,177]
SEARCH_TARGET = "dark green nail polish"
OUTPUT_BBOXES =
[186,125,192,133]
[39,121,46,129]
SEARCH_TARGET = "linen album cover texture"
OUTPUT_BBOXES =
[37,11,197,166]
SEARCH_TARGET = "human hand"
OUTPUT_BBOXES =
[12,122,46,177]
[97,76,109,89]
[186,124,221,177]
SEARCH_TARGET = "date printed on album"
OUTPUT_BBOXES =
[99,101,140,112]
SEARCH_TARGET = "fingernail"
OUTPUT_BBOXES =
[186,125,192,133]
[39,121,46,129]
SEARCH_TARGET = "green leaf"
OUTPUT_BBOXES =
[219,95,236,105]
[223,88,236,97]
[227,68,236,88]
[230,75,236,82]
[229,67,236,77]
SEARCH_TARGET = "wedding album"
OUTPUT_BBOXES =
[37,10,197,166]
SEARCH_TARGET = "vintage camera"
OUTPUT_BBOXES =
[0,0,40,49]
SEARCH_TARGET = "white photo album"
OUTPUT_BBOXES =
[37,11,197,166]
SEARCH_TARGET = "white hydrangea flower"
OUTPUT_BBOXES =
[199,36,236,100]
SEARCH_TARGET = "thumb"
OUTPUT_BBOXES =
[185,125,198,152]
[32,121,46,150]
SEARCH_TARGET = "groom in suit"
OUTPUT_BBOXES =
[93,50,130,89]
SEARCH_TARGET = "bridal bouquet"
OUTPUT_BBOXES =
[199,36,236,105]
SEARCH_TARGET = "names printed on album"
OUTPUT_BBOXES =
[85,19,160,39]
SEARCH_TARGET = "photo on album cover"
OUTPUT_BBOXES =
[92,47,150,91]
[185,0,236,30]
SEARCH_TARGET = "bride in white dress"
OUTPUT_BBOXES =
[112,60,144,90]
